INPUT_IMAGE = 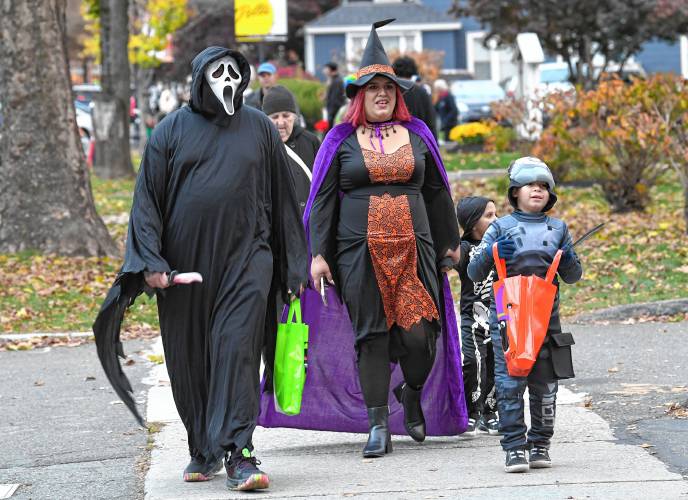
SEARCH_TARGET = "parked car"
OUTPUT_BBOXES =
[73,83,142,144]
[501,62,574,98]
[451,79,506,123]
[502,59,647,97]
[74,100,93,155]
[72,83,102,107]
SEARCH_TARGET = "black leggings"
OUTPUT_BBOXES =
[357,320,437,408]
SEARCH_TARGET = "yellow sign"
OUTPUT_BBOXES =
[235,0,274,38]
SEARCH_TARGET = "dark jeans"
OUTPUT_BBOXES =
[490,311,558,451]
[461,321,497,419]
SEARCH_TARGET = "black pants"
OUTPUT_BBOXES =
[357,319,437,408]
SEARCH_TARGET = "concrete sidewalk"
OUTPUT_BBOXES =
[143,339,688,499]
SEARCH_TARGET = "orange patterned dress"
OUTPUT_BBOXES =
[309,131,459,344]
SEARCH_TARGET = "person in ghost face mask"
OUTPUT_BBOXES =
[93,47,308,491]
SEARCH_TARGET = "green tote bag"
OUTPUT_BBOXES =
[274,299,309,415]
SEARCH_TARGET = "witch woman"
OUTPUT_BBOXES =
[258,19,468,456]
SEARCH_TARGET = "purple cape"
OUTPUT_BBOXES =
[258,117,467,436]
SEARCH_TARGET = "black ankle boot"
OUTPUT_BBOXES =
[362,406,392,458]
[393,382,426,442]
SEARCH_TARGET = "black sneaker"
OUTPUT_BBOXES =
[504,449,529,473]
[183,456,222,482]
[478,414,500,435]
[529,446,552,468]
[225,448,270,491]
[464,416,478,437]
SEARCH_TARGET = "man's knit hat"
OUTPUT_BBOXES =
[507,156,557,211]
[262,85,297,116]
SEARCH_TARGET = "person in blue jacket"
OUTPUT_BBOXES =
[468,157,582,473]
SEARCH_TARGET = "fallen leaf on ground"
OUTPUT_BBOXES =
[147,354,164,365]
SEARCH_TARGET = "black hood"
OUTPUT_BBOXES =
[456,196,492,240]
[189,46,251,126]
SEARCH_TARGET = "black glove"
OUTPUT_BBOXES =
[560,244,576,266]
[495,235,516,260]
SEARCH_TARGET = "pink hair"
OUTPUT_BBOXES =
[344,84,411,127]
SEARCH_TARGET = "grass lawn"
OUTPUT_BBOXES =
[452,171,688,317]
[442,151,520,171]
[1,155,686,336]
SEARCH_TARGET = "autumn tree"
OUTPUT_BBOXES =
[82,0,189,148]
[91,0,135,179]
[0,0,117,256]
[285,0,340,61]
[532,76,680,213]
[648,74,688,233]
[452,0,688,89]
[129,0,188,144]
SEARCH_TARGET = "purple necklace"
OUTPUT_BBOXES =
[360,121,399,154]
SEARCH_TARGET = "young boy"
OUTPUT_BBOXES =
[455,197,499,436]
[468,157,582,473]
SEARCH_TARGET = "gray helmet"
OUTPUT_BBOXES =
[507,157,557,212]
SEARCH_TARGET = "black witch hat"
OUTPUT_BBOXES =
[346,18,414,98]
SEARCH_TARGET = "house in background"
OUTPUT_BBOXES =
[637,38,688,77]
[304,0,463,78]
[305,0,688,83]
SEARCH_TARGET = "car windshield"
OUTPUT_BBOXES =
[451,81,505,103]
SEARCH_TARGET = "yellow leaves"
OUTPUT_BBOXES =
[147,354,165,365]
[129,0,189,68]
[5,342,34,351]
[81,0,189,68]
[621,264,638,274]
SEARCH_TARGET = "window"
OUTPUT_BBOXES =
[347,31,420,70]
[471,36,491,79]
[467,31,518,82]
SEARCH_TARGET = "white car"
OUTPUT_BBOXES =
[501,62,574,98]
[74,100,93,154]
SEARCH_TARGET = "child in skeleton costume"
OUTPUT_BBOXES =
[454,196,499,436]
[468,157,582,473]
[93,46,308,491]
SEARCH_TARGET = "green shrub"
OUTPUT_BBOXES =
[533,77,678,212]
[485,125,518,153]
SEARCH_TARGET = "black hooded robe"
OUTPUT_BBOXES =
[93,47,308,463]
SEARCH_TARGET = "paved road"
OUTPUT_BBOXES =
[1,321,686,498]
[144,337,687,499]
[563,320,688,477]
[0,340,153,499]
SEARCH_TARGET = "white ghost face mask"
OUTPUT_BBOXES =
[204,56,242,116]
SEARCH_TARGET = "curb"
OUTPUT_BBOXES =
[0,331,92,341]
[571,298,688,323]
